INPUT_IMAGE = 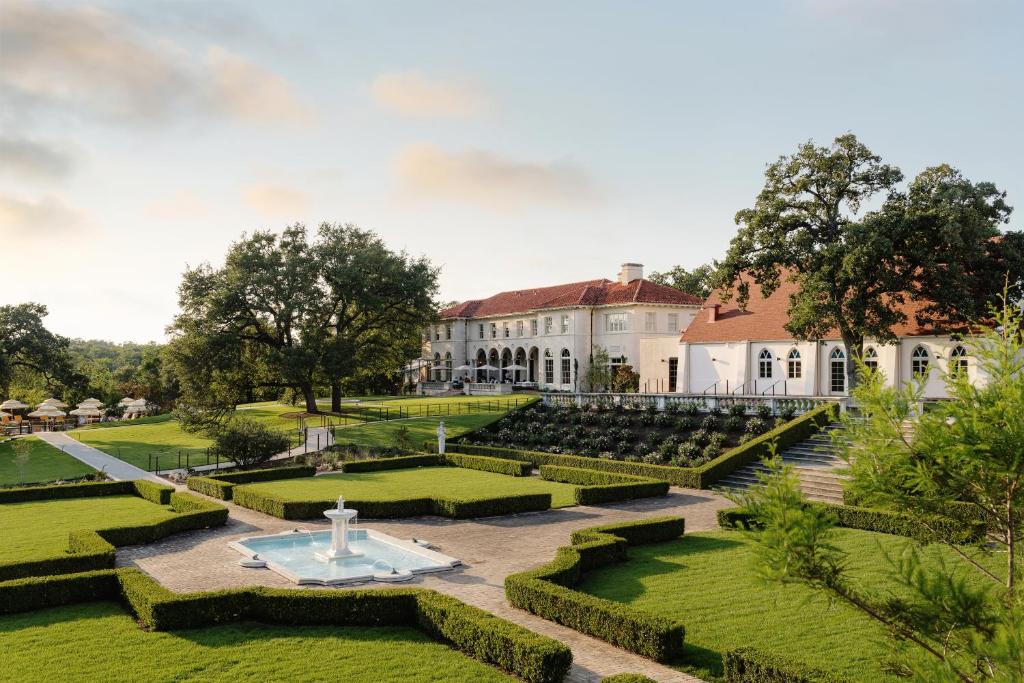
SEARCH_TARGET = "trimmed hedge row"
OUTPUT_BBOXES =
[0,569,573,683]
[717,502,984,544]
[723,647,849,682]
[0,479,160,504]
[0,486,228,582]
[232,485,552,520]
[601,675,658,683]
[187,464,317,500]
[505,517,686,662]
[442,452,533,477]
[441,403,838,489]
[538,465,669,505]
[340,455,441,473]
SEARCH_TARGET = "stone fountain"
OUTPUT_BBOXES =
[315,495,362,561]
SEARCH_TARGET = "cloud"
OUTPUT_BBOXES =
[0,136,74,180]
[395,144,597,210]
[0,194,84,235]
[0,1,313,126]
[145,191,212,221]
[372,72,488,118]
[243,184,309,218]
[206,47,317,126]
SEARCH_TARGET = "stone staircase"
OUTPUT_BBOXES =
[716,424,848,504]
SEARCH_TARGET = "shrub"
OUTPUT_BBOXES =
[443,453,532,476]
[745,417,768,435]
[0,570,121,615]
[755,404,773,420]
[691,429,712,447]
[679,402,700,416]
[340,455,441,472]
[653,413,674,429]
[778,404,798,421]
[0,480,134,504]
[702,443,723,460]
[210,418,291,469]
[723,646,847,682]
[701,415,720,432]
[674,415,695,431]
[724,415,745,433]
[728,404,748,418]
[677,441,701,460]
[539,465,669,505]
[188,465,317,499]
[602,675,657,683]
[505,517,686,662]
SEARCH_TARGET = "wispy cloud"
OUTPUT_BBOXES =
[395,144,597,211]
[145,191,213,221]
[372,72,489,118]
[243,184,309,218]
[0,136,74,181]
[0,194,84,235]
[0,0,314,126]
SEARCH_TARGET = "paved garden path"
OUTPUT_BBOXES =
[119,485,733,682]
[34,432,164,482]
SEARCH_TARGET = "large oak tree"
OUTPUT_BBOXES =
[0,303,81,399]
[167,223,438,420]
[716,133,1021,389]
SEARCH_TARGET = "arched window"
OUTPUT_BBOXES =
[544,349,554,384]
[830,347,846,393]
[950,345,968,376]
[433,352,441,380]
[911,346,930,376]
[864,346,878,372]
[758,349,773,379]
[560,349,571,385]
[787,349,802,379]
[444,352,452,381]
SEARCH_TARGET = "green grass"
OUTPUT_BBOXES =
[0,495,177,564]
[0,437,96,486]
[242,466,579,508]
[72,419,217,471]
[577,528,1004,682]
[0,602,515,682]
[333,413,506,449]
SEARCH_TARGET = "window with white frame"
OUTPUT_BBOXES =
[478,323,484,339]
[503,322,510,338]
[490,322,497,339]
[645,312,656,332]
[544,349,554,384]
[561,315,570,334]
[544,316,553,334]
[516,320,524,337]
[605,312,627,332]
[531,319,538,335]
[950,345,968,375]
[560,349,571,384]
[758,349,773,379]
[434,326,441,341]
[911,346,930,376]
[864,346,878,373]
[667,313,678,332]
[445,324,451,340]
[787,349,802,378]
[830,347,846,392]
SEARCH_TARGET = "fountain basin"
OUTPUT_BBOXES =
[229,529,461,585]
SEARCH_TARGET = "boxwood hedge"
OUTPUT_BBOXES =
[187,464,317,500]
[601,675,657,683]
[442,452,533,477]
[0,482,228,582]
[538,465,669,505]
[340,455,441,473]
[505,517,686,662]
[0,568,572,683]
[723,646,849,682]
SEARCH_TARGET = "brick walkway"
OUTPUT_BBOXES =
[119,487,733,682]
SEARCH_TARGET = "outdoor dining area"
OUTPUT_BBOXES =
[0,396,154,434]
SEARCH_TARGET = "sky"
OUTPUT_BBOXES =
[1,0,1022,343]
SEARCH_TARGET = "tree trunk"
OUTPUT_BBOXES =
[301,384,318,413]
[842,333,864,394]
[331,383,341,413]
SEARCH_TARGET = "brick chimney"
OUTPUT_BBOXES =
[618,263,643,284]
[707,304,720,322]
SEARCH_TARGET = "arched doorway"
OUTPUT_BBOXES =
[501,348,513,382]
[488,348,500,382]
[514,348,527,384]
[528,347,539,383]
[475,349,487,382]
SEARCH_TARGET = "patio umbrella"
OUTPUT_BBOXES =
[41,397,68,408]
[69,407,102,417]
[0,399,28,411]
[118,397,135,407]
[0,410,10,418]
[28,406,66,418]
[79,398,103,407]
[503,363,527,382]
[475,364,499,380]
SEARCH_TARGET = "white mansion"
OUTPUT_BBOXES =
[421,264,701,393]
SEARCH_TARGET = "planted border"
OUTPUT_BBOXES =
[505,517,686,662]
[0,481,228,582]
[442,452,533,477]
[0,568,572,683]
[436,403,838,489]
[340,455,441,473]
[539,465,669,505]
[723,647,849,683]
[188,465,317,500]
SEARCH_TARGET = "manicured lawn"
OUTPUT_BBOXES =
[0,495,177,564]
[241,466,579,508]
[0,602,515,682]
[333,413,507,449]
[578,528,1004,682]
[72,419,217,471]
[0,437,96,486]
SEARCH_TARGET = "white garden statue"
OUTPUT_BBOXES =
[437,421,446,455]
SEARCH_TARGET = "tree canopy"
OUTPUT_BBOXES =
[649,263,717,299]
[716,133,1021,388]
[0,303,82,400]
[167,222,438,423]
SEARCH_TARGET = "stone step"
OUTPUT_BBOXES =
[715,481,845,505]
[719,470,845,491]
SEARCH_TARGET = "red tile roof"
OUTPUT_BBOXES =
[681,275,957,343]
[440,278,701,319]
